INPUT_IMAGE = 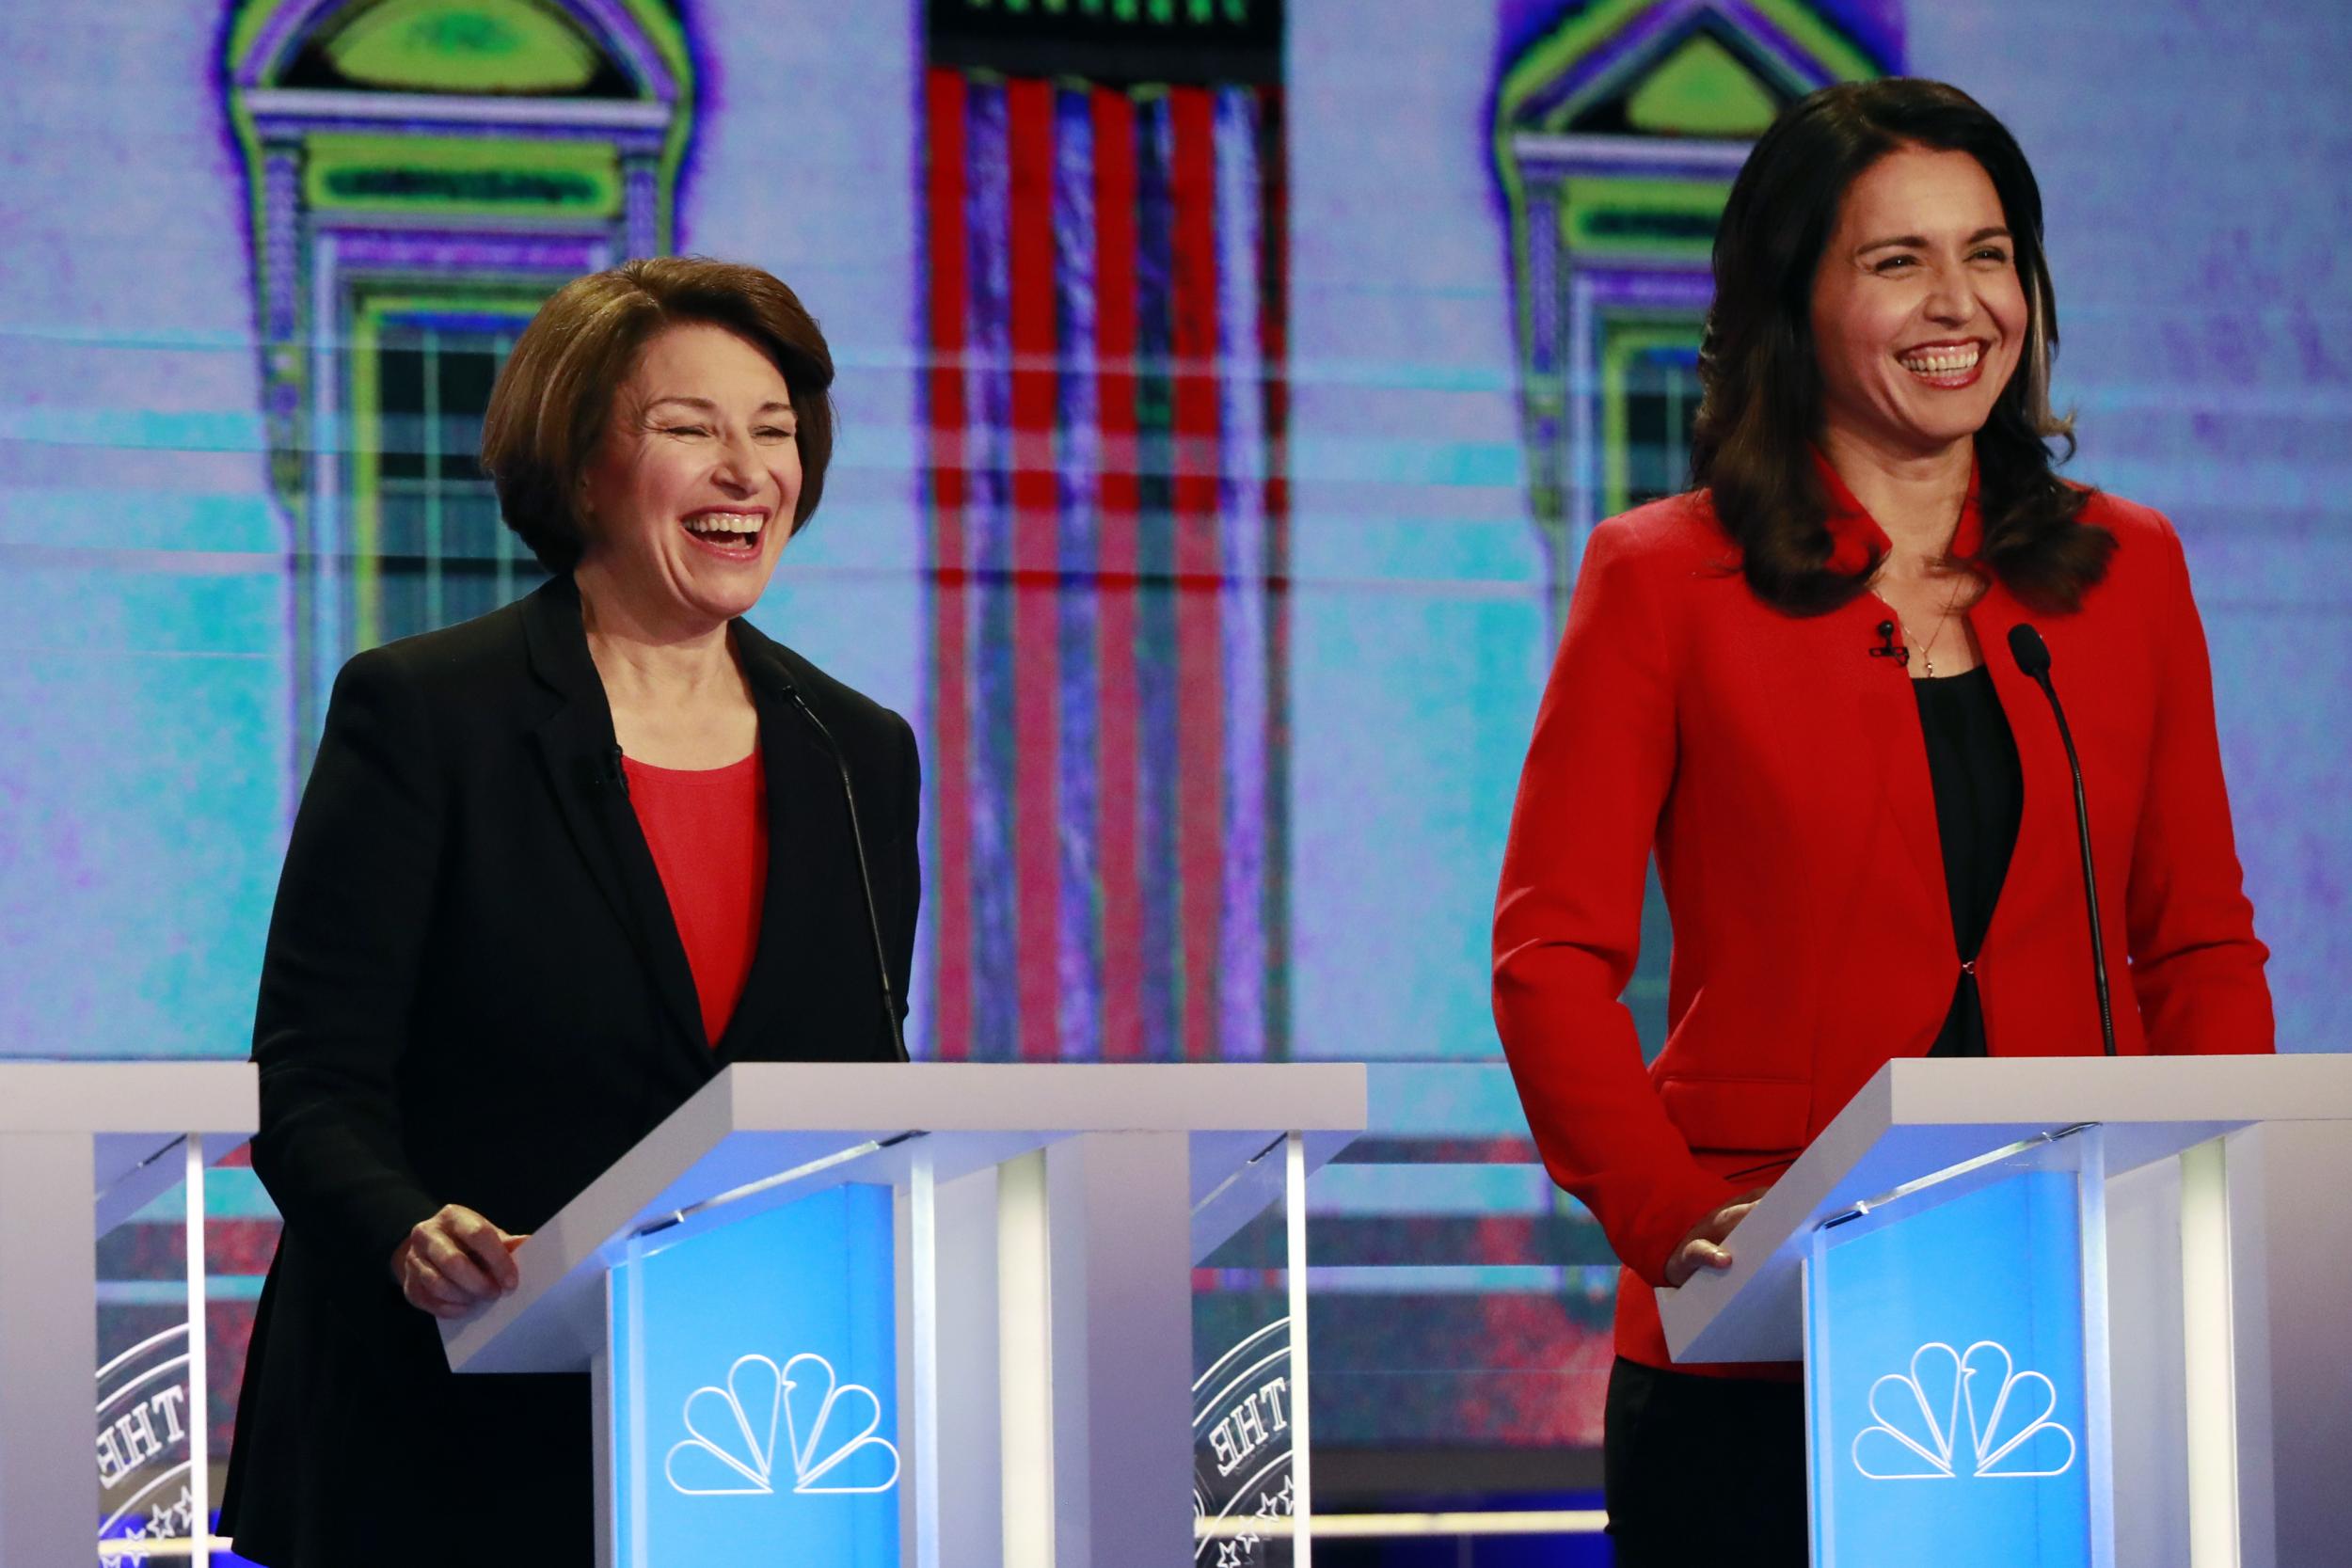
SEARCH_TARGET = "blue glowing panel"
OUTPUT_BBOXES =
[1808,1171,2090,1567]
[611,1186,900,1568]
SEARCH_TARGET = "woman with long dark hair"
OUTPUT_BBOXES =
[1491,79,2270,1563]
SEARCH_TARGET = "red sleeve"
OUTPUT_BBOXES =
[1491,520,1741,1288]
[2124,518,2275,1054]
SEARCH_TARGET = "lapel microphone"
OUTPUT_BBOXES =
[777,674,913,1066]
[575,745,628,797]
[1869,619,1910,664]
[2008,625,2118,1056]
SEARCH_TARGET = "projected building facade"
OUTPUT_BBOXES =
[227,0,694,765]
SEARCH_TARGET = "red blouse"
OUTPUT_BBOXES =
[623,751,769,1047]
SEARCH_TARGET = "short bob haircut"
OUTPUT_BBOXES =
[1690,78,2113,615]
[481,257,836,573]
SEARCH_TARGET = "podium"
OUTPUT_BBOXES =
[440,1061,1366,1567]
[0,1062,257,1568]
[1657,1054,2352,1568]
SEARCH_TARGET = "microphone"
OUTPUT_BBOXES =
[2007,625,2117,1056]
[777,678,913,1065]
[1869,619,1910,664]
[578,745,629,797]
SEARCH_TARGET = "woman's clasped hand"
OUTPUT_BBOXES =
[1661,1188,1769,1290]
[390,1203,525,1318]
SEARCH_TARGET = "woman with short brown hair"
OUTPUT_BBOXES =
[480,257,839,571]
[220,258,918,1567]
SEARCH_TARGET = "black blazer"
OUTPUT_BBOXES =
[218,576,918,1567]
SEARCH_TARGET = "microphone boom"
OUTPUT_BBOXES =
[2008,626,2117,1057]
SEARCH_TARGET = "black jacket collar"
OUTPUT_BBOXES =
[516,576,850,1067]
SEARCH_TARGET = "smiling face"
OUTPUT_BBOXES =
[575,320,803,633]
[1808,145,2028,462]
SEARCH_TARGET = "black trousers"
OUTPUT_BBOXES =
[1603,1356,1810,1567]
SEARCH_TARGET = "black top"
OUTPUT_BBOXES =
[218,576,921,1568]
[1914,665,2024,1057]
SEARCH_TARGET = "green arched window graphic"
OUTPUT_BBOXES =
[1495,0,1887,633]
[321,0,615,95]
[347,294,547,651]
[227,0,694,770]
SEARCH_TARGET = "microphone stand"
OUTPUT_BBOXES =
[780,680,914,1065]
[2008,625,2117,1056]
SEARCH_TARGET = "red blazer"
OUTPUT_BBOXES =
[1491,478,2273,1372]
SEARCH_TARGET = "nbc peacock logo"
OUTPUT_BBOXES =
[1851,1341,2077,1481]
[664,1353,901,1497]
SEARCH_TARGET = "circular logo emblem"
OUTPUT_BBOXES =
[97,1323,198,1564]
[1192,1319,1298,1564]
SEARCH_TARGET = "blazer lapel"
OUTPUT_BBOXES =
[1835,591,1954,940]
[520,579,711,1059]
[1810,451,1967,954]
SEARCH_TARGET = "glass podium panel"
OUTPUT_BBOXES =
[1191,1132,1309,1566]
[95,1147,208,1566]
[1806,1132,2107,1568]
[611,1183,901,1568]
[1299,1061,1622,1474]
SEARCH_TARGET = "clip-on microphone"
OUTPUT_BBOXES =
[2009,624,2117,1056]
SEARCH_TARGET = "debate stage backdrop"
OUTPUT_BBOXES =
[5,0,2347,1474]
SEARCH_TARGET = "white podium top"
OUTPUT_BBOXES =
[1658,1054,2352,1365]
[0,1061,257,1134]
[0,1062,257,1231]
[444,1061,1367,1374]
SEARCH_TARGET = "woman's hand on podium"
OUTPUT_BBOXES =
[391,1204,527,1318]
[1662,1187,1768,1289]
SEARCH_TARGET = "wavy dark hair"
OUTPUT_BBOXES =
[1689,78,2112,614]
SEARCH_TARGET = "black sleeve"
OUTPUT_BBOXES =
[249,648,445,1298]
[888,710,922,1027]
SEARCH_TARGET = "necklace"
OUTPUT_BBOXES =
[1907,573,1970,676]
